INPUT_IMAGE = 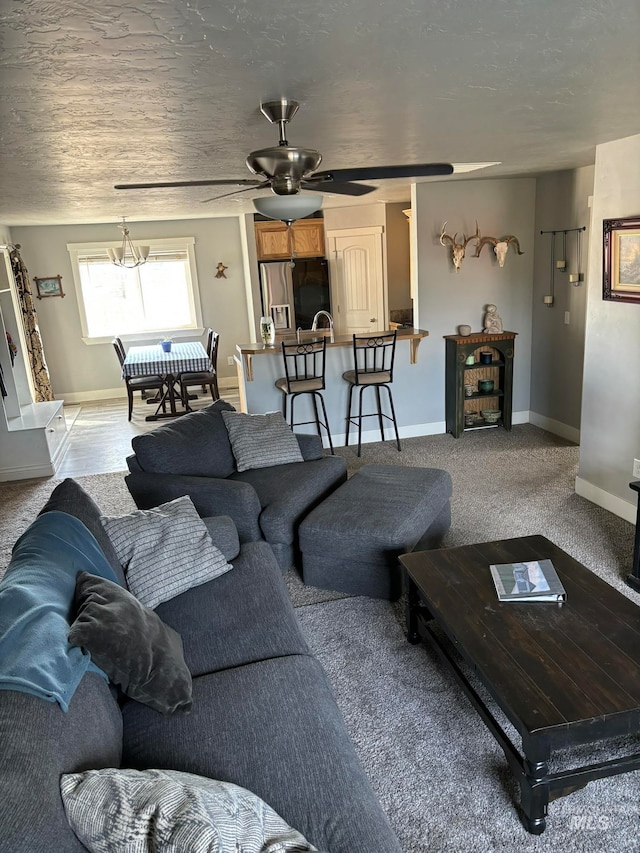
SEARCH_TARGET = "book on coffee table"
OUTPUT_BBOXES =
[490,559,567,602]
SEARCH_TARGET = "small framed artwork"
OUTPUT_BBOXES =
[33,275,65,299]
[603,216,640,303]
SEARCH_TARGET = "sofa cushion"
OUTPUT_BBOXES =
[154,541,310,678]
[69,572,192,716]
[122,655,402,853]
[202,515,240,561]
[230,456,348,546]
[221,410,303,472]
[38,478,127,586]
[60,768,316,853]
[100,496,232,609]
[0,673,122,853]
[130,400,237,478]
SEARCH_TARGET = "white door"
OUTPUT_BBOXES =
[327,227,386,335]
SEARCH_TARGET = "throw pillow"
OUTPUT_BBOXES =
[221,411,303,472]
[131,400,238,478]
[100,496,232,609]
[68,572,192,716]
[60,768,317,853]
[38,478,127,586]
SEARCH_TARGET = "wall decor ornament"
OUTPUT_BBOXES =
[215,262,228,279]
[439,221,480,272]
[603,216,640,303]
[475,234,524,267]
[33,275,65,299]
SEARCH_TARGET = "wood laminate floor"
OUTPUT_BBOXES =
[56,388,241,479]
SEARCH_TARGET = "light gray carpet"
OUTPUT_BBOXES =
[296,596,640,852]
[1,424,638,851]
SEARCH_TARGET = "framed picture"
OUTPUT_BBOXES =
[33,275,65,299]
[603,216,640,303]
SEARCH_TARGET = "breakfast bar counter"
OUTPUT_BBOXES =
[235,328,430,447]
[237,328,428,381]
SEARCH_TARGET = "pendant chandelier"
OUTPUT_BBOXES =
[107,218,150,268]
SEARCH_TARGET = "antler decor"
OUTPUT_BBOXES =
[475,234,524,268]
[440,221,480,272]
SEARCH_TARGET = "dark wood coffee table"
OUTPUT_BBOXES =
[400,535,640,834]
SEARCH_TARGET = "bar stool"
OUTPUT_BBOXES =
[343,331,401,457]
[275,338,334,453]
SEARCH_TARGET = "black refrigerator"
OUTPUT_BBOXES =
[259,258,331,332]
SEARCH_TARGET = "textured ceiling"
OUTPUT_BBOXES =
[1,0,639,225]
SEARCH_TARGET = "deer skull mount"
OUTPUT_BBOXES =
[475,235,524,268]
[440,221,480,272]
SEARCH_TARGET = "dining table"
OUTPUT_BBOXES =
[122,341,211,421]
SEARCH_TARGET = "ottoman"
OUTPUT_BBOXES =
[299,464,452,600]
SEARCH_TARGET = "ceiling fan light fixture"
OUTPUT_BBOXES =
[253,194,322,225]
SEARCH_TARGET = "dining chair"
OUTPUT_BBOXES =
[178,330,220,405]
[112,339,166,421]
[275,337,334,453]
[342,331,401,457]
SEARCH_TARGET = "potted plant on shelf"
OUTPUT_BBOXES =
[160,337,173,353]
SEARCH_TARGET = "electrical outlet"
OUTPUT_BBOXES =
[227,356,235,366]
[564,311,570,325]
[633,458,640,479]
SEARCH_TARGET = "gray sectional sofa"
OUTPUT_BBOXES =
[125,400,348,571]
[0,478,401,852]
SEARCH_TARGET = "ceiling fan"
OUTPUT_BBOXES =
[114,99,453,221]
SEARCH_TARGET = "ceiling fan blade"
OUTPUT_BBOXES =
[312,163,454,183]
[200,185,265,203]
[114,179,263,191]
[301,180,376,196]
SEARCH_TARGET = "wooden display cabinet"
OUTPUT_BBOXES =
[444,331,517,438]
[255,218,325,260]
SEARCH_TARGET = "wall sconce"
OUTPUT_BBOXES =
[540,227,586,304]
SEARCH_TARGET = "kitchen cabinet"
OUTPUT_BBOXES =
[444,331,517,438]
[255,219,325,260]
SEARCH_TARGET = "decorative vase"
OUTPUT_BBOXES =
[260,316,276,346]
[480,351,492,364]
[478,379,494,394]
[458,324,472,336]
[161,340,172,353]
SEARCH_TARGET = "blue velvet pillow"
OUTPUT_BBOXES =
[0,512,120,711]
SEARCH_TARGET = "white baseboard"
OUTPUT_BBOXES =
[56,387,127,404]
[575,476,637,524]
[55,376,239,405]
[529,411,580,444]
[0,461,56,482]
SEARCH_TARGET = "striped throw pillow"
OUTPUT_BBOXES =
[221,411,303,472]
[100,496,232,609]
[60,768,316,853]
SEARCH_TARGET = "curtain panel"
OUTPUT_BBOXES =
[9,245,54,402]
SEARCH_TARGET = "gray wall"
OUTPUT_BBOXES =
[578,133,640,516]
[414,178,536,424]
[530,167,593,437]
[10,217,250,399]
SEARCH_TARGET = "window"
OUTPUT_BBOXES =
[67,238,202,343]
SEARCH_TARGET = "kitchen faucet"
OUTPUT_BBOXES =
[311,310,334,333]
